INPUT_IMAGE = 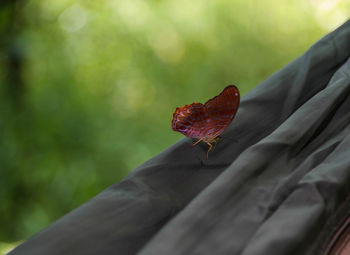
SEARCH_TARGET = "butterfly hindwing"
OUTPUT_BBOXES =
[172,103,209,139]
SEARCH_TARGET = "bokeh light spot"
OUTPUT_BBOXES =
[59,4,88,33]
[149,29,186,64]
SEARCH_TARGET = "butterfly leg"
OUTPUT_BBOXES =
[192,137,204,147]
[206,142,213,159]
[211,140,217,153]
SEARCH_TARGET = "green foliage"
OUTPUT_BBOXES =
[1,0,349,243]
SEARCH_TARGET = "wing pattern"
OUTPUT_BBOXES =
[172,85,240,142]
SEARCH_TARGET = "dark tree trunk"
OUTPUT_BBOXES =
[0,0,26,108]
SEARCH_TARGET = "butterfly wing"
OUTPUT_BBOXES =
[203,85,240,139]
[172,85,240,141]
[172,103,209,139]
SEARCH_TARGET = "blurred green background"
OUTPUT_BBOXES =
[0,0,349,252]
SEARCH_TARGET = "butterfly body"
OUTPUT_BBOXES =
[172,85,240,159]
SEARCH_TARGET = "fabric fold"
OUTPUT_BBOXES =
[10,20,350,255]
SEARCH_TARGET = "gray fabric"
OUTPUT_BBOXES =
[9,20,350,255]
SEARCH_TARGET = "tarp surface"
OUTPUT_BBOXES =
[9,20,350,255]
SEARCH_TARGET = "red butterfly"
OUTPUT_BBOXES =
[172,85,240,159]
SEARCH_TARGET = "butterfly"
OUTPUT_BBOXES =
[172,85,240,159]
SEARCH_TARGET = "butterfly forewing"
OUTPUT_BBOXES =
[203,85,240,138]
